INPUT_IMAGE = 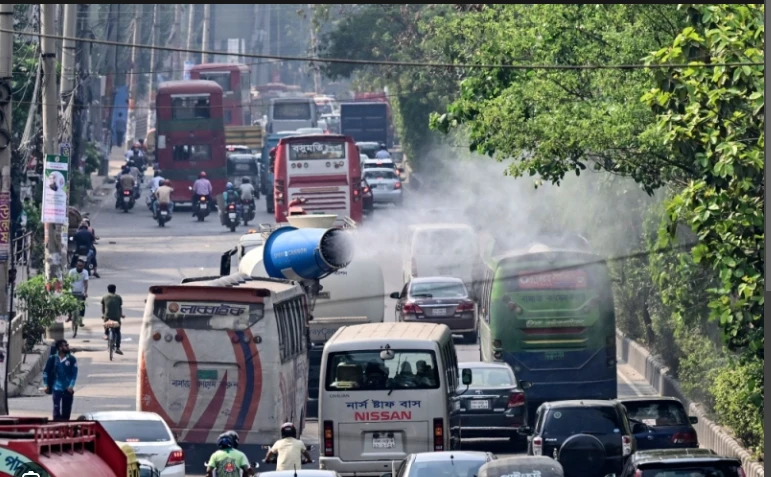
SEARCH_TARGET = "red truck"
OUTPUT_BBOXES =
[0,417,129,477]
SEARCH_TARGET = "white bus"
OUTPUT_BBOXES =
[318,322,471,476]
[137,275,311,460]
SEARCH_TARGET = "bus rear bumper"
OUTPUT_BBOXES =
[319,457,398,477]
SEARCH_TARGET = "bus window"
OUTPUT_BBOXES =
[172,144,212,162]
[171,94,211,120]
[274,102,312,121]
[199,71,231,92]
[325,350,440,391]
[276,304,289,361]
[152,301,265,330]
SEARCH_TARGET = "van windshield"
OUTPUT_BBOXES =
[325,350,440,391]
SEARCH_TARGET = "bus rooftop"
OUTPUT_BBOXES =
[327,322,450,347]
[157,80,224,95]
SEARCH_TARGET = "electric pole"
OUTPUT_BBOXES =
[171,5,182,80]
[185,5,196,64]
[308,4,321,94]
[148,4,159,128]
[0,3,14,416]
[202,4,211,64]
[102,3,117,152]
[60,4,77,141]
[126,5,142,149]
[260,5,271,85]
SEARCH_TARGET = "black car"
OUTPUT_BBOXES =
[382,451,496,477]
[520,400,636,477]
[617,396,699,450]
[362,178,374,215]
[619,448,745,477]
[457,362,531,442]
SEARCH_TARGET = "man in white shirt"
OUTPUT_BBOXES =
[66,259,89,329]
[265,422,311,471]
[239,177,256,209]
[375,143,391,159]
[149,170,164,193]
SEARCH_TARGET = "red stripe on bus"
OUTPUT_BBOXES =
[225,330,248,434]
[177,330,199,432]
[138,355,176,425]
[241,329,263,442]
[186,371,230,443]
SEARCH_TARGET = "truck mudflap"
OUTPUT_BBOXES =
[0,419,127,477]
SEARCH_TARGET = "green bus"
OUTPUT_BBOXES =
[475,243,617,425]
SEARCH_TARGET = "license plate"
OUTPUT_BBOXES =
[228,213,236,219]
[372,438,395,449]
[123,196,129,201]
[469,400,489,410]
[431,308,448,316]
[160,211,168,216]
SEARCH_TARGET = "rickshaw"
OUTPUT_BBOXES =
[227,151,261,200]
[479,456,564,477]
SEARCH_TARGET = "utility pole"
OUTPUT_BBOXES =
[102,3,117,152]
[171,5,182,80]
[60,4,77,141]
[41,4,64,340]
[308,4,321,94]
[148,4,159,128]
[185,5,196,64]
[202,4,211,64]
[0,3,14,416]
[260,5,271,85]
[126,5,142,148]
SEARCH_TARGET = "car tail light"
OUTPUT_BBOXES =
[363,186,370,194]
[323,420,334,456]
[200,196,206,201]
[672,431,697,445]
[622,435,632,456]
[403,303,423,314]
[634,470,643,477]
[507,392,525,408]
[166,449,185,467]
[394,181,401,189]
[455,301,474,313]
[433,418,444,451]
[532,436,543,455]
[123,190,131,195]
[411,258,417,276]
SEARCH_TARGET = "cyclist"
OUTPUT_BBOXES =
[66,259,88,334]
[264,422,312,471]
[206,433,253,477]
[100,284,124,355]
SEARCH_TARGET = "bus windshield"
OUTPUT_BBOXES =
[325,350,439,391]
[152,300,265,330]
[274,102,312,120]
[198,71,232,92]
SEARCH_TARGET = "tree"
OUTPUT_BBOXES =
[15,275,80,353]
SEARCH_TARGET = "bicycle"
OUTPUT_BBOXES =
[104,320,120,361]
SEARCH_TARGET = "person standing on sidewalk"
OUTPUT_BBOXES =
[101,284,124,355]
[42,339,78,421]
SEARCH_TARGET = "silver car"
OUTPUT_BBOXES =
[363,167,403,206]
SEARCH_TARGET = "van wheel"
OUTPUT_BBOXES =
[464,330,478,345]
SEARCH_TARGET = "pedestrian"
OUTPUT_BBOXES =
[66,259,89,332]
[42,339,78,421]
[101,284,124,355]
[114,112,126,149]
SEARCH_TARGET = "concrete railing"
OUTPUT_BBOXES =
[616,329,764,477]
[7,313,25,378]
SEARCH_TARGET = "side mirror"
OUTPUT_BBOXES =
[461,368,472,386]
[517,426,531,435]
[689,416,698,424]
[220,250,233,277]
[519,380,533,390]
[389,292,400,299]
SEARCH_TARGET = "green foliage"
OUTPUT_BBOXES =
[643,4,764,361]
[16,275,80,352]
[675,329,726,409]
[22,201,44,269]
[712,358,764,457]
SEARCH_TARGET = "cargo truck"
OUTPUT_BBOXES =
[340,102,391,148]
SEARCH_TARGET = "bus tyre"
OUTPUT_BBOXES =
[464,330,478,345]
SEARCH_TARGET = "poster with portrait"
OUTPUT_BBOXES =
[41,153,69,224]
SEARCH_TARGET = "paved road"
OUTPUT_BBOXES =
[9,153,657,474]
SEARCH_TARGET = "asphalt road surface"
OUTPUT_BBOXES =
[9,160,657,475]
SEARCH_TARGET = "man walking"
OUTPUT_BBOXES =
[101,284,124,355]
[42,339,78,421]
[66,259,89,335]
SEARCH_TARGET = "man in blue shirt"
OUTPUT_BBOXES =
[375,143,391,159]
[42,339,78,421]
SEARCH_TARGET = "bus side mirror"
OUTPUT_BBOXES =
[461,368,472,386]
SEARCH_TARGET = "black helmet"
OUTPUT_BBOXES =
[280,422,297,438]
[379,143,386,149]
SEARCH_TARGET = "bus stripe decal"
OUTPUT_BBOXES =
[187,371,230,443]
[234,330,253,432]
[241,329,264,436]
[138,355,176,425]
[178,330,200,431]
[226,330,248,435]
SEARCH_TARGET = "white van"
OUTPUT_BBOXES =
[402,224,481,297]
[318,322,471,476]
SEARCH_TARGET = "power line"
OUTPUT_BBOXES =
[2,27,764,71]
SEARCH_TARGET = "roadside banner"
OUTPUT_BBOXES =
[41,153,69,224]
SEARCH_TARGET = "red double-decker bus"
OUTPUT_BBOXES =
[155,80,226,203]
[273,134,363,223]
[189,63,251,126]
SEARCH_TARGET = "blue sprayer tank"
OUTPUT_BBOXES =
[262,225,354,281]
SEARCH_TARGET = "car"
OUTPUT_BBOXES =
[391,276,479,343]
[77,411,185,477]
[519,400,636,477]
[382,451,496,477]
[138,458,162,477]
[226,144,253,154]
[619,448,746,477]
[257,470,340,477]
[363,168,403,206]
[457,362,532,442]
[617,396,699,450]
[361,178,375,215]
[356,141,380,158]
[362,157,396,172]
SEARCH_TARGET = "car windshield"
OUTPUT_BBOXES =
[325,350,440,391]
[459,367,514,388]
[408,458,487,477]
[99,420,171,442]
[543,407,621,436]
[364,171,397,180]
[641,464,743,477]
[623,401,690,427]
[410,281,467,298]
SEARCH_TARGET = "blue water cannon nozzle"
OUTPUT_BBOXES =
[262,226,355,282]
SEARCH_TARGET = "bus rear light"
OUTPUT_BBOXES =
[493,351,503,360]
[166,449,185,467]
[164,334,173,342]
[291,163,296,169]
[433,418,444,451]
[492,339,502,348]
[230,335,240,343]
[532,436,543,455]
[174,334,184,342]
[326,162,331,167]
[152,332,161,341]
[507,392,525,408]
[323,420,334,456]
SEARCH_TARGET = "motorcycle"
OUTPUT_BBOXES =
[156,202,171,227]
[241,199,255,226]
[69,240,95,276]
[189,186,210,222]
[224,202,240,232]
[117,188,134,212]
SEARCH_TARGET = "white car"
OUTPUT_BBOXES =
[78,411,185,477]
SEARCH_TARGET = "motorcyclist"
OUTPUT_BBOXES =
[124,143,146,171]
[149,170,164,193]
[71,222,95,269]
[220,182,240,225]
[127,160,142,197]
[153,179,174,219]
[206,433,253,477]
[238,177,256,211]
[191,171,214,215]
[265,422,311,471]
[375,143,391,159]
[82,217,100,278]
[116,166,136,207]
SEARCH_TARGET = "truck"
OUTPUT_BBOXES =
[0,417,130,477]
[224,124,263,152]
[339,102,391,148]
